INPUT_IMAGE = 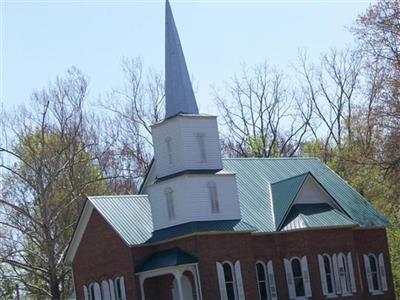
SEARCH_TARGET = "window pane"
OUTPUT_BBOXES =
[256,263,266,281]
[292,259,302,277]
[369,255,377,272]
[226,282,235,300]
[323,256,331,274]
[327,274,333,294]
[208,182,219,213]
[196,133,207,162]
[294,277,305,297]
[258,282,268,300]
[223,263,234,281]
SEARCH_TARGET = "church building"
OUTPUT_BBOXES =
[65,1,395,299]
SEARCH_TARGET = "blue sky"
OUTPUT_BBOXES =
[1,0,373,114]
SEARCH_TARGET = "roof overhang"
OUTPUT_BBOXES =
[64,199,94,265]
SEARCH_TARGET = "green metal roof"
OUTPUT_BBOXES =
[271,172,309,230]
[137,247,198,273]
[89,195,153,245]
[281,203,356,231]
[222,158,389,231]
[149,220,256,243]
[87,158,388,247]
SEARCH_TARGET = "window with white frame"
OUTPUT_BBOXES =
[337,252,355,295]
[164,187,175,220]
[165,137,173,165]
[207,181,220,213]
[255,261,278,300]
[284,256,312,299]
[363,253,388,294]
[318,252,356,297]
[84,277,126,300]
[101,280,111,299]
[318,254,335,297]
[196,132,207,163]
[114,276,126,300]
[87,282,101,300]
[216,261,246,300]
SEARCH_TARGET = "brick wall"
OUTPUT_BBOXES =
[72,210,394,300]
[72,210,138,300]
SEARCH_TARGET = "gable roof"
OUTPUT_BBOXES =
[281,203,356,231]
[66,158,389,264]
[222,158,389,231]
[90,195,153,245]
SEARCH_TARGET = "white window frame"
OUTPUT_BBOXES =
[368,254,382,293]
[217,261,238,300]
[255,260,277,300]
[88,282,102,300]
[88,283,95,300]
[284,256,311,299]
[207,181,220,213]
[318,254,336,297]
[101,280,111,299]
[114,276,126,300]
[364,253,388,295]
[337,252,352,296]
[196,132,207,163]
[83,285,89,300]
[164,187,175,220]
[216,260,246,300]
[165,136,173,165]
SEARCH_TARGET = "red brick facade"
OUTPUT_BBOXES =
[73,210,395,300]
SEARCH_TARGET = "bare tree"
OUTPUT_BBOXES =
[353,0,400,176]
[0,68,111,299]
[296,49,362,151]
[98,57,164,193]
[214,62,312,158]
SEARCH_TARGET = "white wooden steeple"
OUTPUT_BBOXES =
[148,1,241,231]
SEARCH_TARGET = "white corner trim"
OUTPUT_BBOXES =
[268,183,276,229]
[64,201,94,265]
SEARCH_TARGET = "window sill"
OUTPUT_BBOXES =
[371,291,384,296]
[341,293,353,297]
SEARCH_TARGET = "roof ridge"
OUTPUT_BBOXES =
[88,194,148,199]
[271,172,310,185]
[223,157,320,160]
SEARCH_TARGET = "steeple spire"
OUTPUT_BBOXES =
[165,0,199,119]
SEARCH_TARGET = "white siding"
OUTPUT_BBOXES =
[152,116,223,178]
[294,176,338,208]
[148,173,241,230]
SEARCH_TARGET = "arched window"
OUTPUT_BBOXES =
[88,282,101,300]
[338,252,352,294]
[222,262,237,300]
[216,261,245,300]
[165,137,173,165]
[196,132,207,163]
[114,276,126,300]
[207,181,219,213]
[101,280,111,299]
[368,254,381,292]
[165,187,175,220]
[323,254,335,295]
[364,252,388,294]
[256,262,268,300]
[292,258,305,297]
[284,256,312,298]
